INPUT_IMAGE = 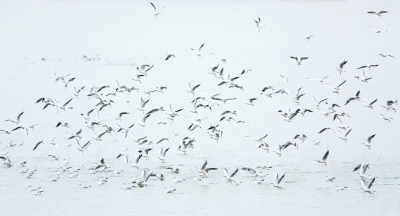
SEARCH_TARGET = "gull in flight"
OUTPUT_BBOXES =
[336,129,352,142]
[377,54,394,58]
[246,98,258,106]
[300,29,322,41]
[246,133,268,142]
[194,160,218,176]
[92,130,107,141]
[165,53,175,60]
[307,73,330,84]
[112,110,130,121]
[211,53,231,63]
[75,139,91,153]
[314,150,329,166]
[369,26,387,33]
[335,60,348,74]
[51,68,70,82]
[362,134,376,149]
[254,17,265,32]
[223,168,239,182]
[354,163,370,178]
[272,73,289,81]
[357,64,379,70]
[361,177,376,193]
[258,143,270,153]
[311,96,328,107]
[362,99,378,109]
[158,147,170,163]
[187,82,201,95]
[290,56,309,65]
[367,11,388,17]
[379,113,392,122]
[150,2,164,18]
[191,43,205,58]
[271,173,285,188]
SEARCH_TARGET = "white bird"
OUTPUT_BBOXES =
[307,73,330,84]
[191,43,205,58]
[273,145,284,157]
[165,188,177,193]
[369,26,387,33]
[150,2,164,18]
[246,133,268,142]
[314,150,329,166]
[290,56,309,65]
[367,11,388,17]
[336,129,352,142]
[158,147,169,163]
[188,123,201,131]
[354,163,370,178]
[112,110,129,121]
[300,29,322,41]
[258,143,270,153]
[0,156,11,168]
[379,113,392,122]
[335,60,348,74]
[272,73,289,81]
[187,82,201,95]
[272,173,286,187]
[194,160,218,176]
[377,54,394,58]
[139,114,151,128]
[91,130,107,141]
[130,154,142,167]
[362,134,376,149]
[211,53,231,63]
[246,98,257,106]
[254,17,265,32]
[75,139,91,153]
[223,168,239,182]
[361,177,376,193]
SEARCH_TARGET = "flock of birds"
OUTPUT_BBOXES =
[0,3,396,197]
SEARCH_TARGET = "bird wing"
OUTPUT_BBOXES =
[17,112,24,121]
[150,2,157,11]
[201,160,208,170]
[322,150,329,161]
[278,173,286,184]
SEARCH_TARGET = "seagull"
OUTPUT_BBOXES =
[311,96,328,107]
[136,65,154,75]
[273,145,284,157]
[63,77,75,88]
[307,73,330,84]
[194,160,218,176]
[362,134,376,149]
[187,82,201,95]
[116,123,134,138]
[165,188,177,193]
[165,53,175,60]
[272,173,285,187]
[300,29,322,41]
[362,99,378,109]
[221,110,237,116]
[345,90,362,105]
[367,11,388,17]
[150,2,164,18]
[335,60,348,74]
[129,154,143,167]
[75,139,91,153]
[91,130,107,141]
[354,163,370,178]
[379,113,392,122]
[272,73,289,81]
[357,64,379,70]
[336,129,352,142]
[246,133,268,142]
[51,68,70,82]
[188,123,201,131]
[318,127,335,134]
[324,80,347,94]
[56,122,69,128]
[81,109,95,120]
[369,26,387,33]
[326,176,336,182]
[314,150,329,166]
[132,74,146,83]
[73,86,85,97]
[289,56,309,65]
[68,129,82,140]
[139,114,151,128]
[138,148,152,160]
[5,111,24,126]
[112,110,129,121]
[158,147,169,163]
[223,168,239,182]
[258,143,270,153]
[379,100,397,112]
[254,17,265,32]
[377,54,394,58]
[293,134,307,142]
[11,126,28,135]
[246,98,257,106]
[137,170,153,187]
[361,177,376,193]
[191,43,205,58]
[211,53,231,63]
[0,156,12,168]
